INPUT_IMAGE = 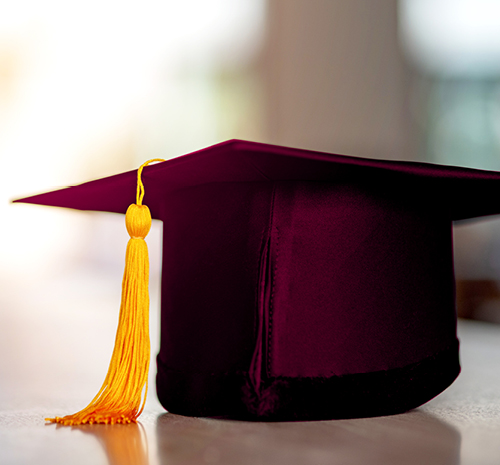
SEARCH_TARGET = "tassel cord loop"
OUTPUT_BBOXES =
[136,158,166,206]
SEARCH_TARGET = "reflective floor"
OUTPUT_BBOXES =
[1,271,500,464]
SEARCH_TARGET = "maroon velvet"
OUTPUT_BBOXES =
[13,139,500,420]
[267,181,455,377]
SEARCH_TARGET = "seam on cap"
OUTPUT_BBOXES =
[268,226,279,378]
[266,182,277,379]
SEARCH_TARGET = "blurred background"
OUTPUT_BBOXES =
[1,0,500,410]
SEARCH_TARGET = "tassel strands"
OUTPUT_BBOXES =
[46,158,165,426]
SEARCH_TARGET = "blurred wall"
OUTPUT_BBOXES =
[399,0,500,322]
[4,0,499,327]
[260,0,416,160]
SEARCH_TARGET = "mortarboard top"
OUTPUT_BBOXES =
[14,139,500,421]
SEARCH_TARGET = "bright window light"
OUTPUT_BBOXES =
[400,0,500,76]
[0,0,265,279]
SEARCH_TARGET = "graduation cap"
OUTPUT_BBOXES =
[14,140,500,423]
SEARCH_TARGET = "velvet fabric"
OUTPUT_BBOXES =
[156,179,458,419]
[14,139,500,420]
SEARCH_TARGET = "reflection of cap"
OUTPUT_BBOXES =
[15,140,500,421]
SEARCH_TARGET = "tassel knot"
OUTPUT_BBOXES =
[125,204,152,239]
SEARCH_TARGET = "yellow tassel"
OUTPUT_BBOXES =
[46,158,164,426]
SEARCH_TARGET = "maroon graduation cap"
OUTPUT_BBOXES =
[14,139,500,421]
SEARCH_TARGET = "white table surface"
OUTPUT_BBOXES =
[1,275,500,465]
